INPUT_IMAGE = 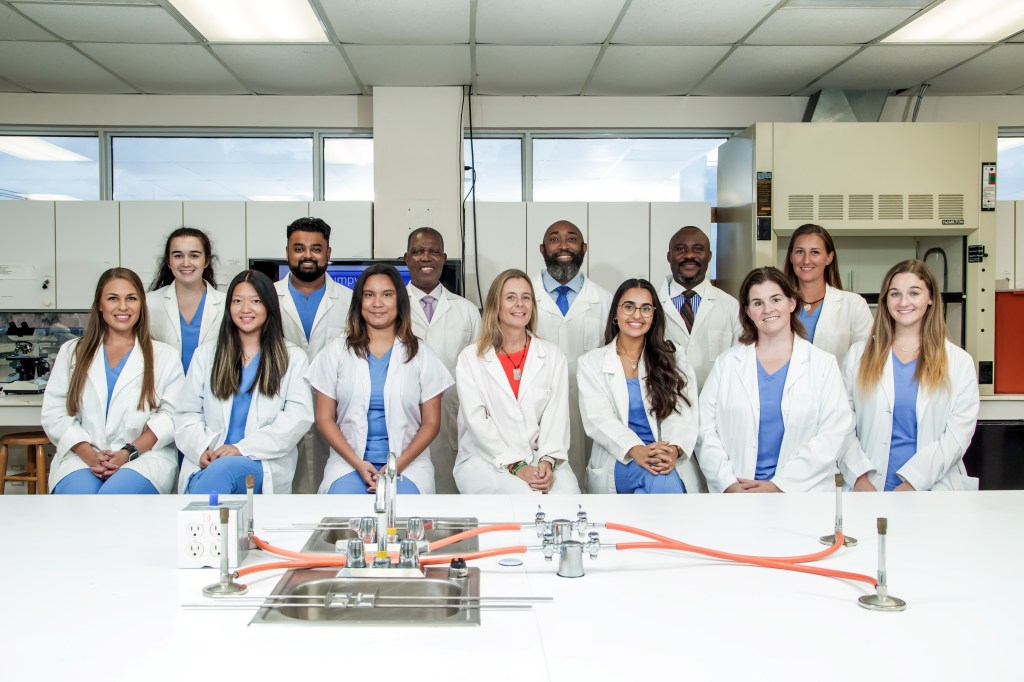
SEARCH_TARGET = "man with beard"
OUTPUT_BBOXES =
[532,220,612,490]
[274,216,353,493]
[657,225,741,390]
[403,227,480,494]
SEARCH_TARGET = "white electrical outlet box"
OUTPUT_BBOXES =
[178,500,250,569]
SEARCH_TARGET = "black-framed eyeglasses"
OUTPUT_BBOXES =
[619,302,655,318]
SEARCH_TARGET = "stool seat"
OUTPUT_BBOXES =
[0,430,51,494]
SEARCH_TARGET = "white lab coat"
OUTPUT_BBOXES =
[275,273,353,493]
[173,343,314,494]
[41,338,184,493]
[696,336,853,493]
[306,337,454,494]
[657,276,742,391]
[274,274,353,361]
[810,285,874,368]
[147,282,226,356]
[408,283,481,494]
[577,342,705,494]
[840,340,979,491]
[531,273,613,490]
[454,336,580,493]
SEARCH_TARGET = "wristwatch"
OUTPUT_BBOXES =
[121,443,140,462]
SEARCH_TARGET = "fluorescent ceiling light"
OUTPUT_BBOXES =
[169,0,328,42]
[884,0,1024,42]
[0,137,90,162]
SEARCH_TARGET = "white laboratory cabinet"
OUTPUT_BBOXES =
[245,201,308,260]
[467,202,527,305]
[55,202,119,309]
[310,201,373,258]
[587,202,650,292]
[525,202,588,278]
[119,201,183,288]
[182,202,246,289]
[0,201,56,310]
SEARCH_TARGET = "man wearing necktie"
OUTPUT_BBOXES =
[404,227,481,494]
[657,226,742,390]
[532,220,613,490]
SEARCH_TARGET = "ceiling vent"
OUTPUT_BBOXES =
[803,89,889,122]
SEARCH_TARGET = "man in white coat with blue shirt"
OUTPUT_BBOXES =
[532,220,612,489]
[404,227,481,494]
[274,217,353,493]
[657,226,742,390]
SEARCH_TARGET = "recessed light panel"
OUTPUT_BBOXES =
[884,0,1024,42]
[169,0,328,42]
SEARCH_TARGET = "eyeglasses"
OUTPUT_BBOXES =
[619,302,655,318]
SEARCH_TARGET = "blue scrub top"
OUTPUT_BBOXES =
[178,287,207,375]
[625,376,656,446]
[364,347,393,465]
[225,351,260,446]
[288,278,326,341]
[886,353,919,491]
[755,359,790,481]
[103,346,133,416]
[797,302,823,343]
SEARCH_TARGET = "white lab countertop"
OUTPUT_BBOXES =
[0,491,1020,681]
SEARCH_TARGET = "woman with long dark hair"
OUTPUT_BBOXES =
[453,269,581,494]
[841,260,978,491]
[783,223,873,368]
[42,268,184,494]
[578,278,703,494]
[147,227,225,376]
[307,264,453,494]
[174,270,313,494]
[696,267,852,493]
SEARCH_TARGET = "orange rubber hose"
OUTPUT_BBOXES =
[235,557,347,578]
[419,546,528,565]
[251,535,315,560]
[615,542,877,586]
[605,522,843,564]
[427,523,522,552]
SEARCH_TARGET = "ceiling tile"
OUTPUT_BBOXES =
[319,0,470,44]
[211,44,361,95]
[475,46,599,95]
[745,7,917,45]
[76,44,247,94]
[924,46,1024,95]
[0,41,135,92]
[476,0,625,45]
[811,45,988,91]
[586,46,729,95]
[345,45,470,86]
[692,46,856,96]
[0,74,30,92]
[0,4,58,40]
[11,3,195,42]
[613,0,783,45]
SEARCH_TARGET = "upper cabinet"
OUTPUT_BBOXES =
[56,202,120,309]
[0,202,56,310]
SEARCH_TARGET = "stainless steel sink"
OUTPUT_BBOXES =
[250,566,481,626]
[300,517,480,556]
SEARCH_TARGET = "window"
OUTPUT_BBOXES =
[532,137,726,203]
[323,137,374,201]
[464,138,523,201]
[997,136,1024,200]
[0,136,100,201]
[112,136,314,201]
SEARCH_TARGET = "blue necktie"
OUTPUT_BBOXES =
[555,286,571,316]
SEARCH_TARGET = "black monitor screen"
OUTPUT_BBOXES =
[250,258,463,296]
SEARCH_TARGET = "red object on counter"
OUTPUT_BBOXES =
[995,291,1024,394]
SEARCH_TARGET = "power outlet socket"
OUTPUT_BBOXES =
[177,500,250,569]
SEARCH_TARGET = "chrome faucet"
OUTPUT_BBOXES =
[373,452,398,550]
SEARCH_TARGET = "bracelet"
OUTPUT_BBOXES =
[507,460,527,476]
[539,456,556,469]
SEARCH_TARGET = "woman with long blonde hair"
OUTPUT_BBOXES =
[454,269,581,494]
[841,260,979,491]
[42,268,184,494]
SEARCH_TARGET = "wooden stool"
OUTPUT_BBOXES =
[0,431,51,495]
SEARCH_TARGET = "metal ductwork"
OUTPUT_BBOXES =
[802,89,889,122]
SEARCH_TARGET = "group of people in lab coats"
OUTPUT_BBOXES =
[39,217,979,496]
